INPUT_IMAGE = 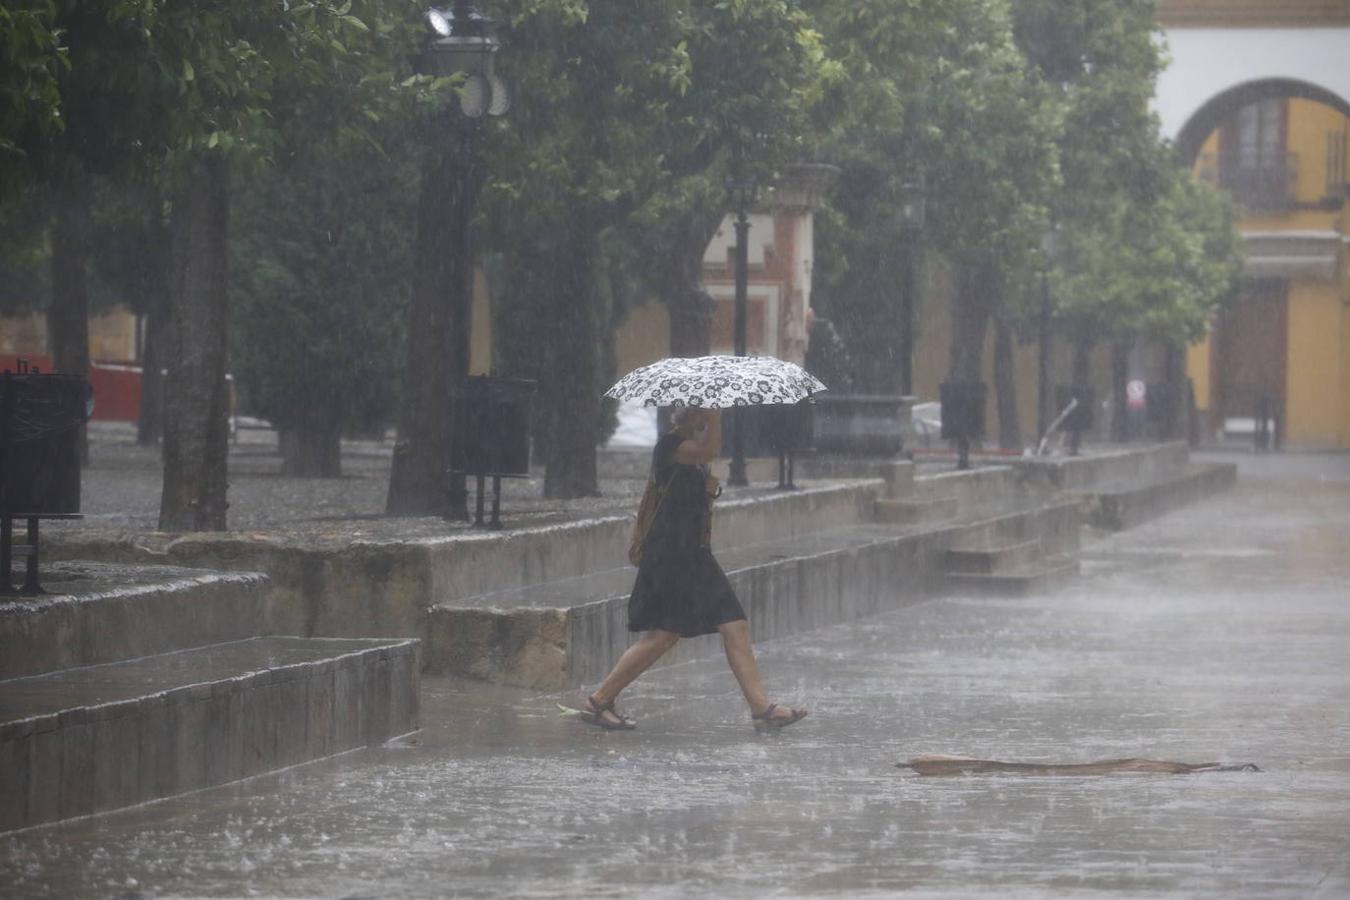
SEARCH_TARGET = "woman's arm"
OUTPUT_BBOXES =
[674,410,721,465]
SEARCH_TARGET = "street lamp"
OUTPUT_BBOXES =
[896,178,925,397]
[725,173,757,488]
[424,2,509,519]
[423,3,511,117]
[1037,226,1059,443]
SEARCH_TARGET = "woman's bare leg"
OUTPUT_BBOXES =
[717,619,802,721]
[588,629,680,725]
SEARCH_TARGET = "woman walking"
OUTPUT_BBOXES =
[579,407,807,731]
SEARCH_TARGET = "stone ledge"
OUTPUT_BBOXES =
[0,563,270,680]
[1076,462,1238,531]
[910,464,1030,510]
[1014,442,1191,493]
[48,480,883,648]
[428,500,1083,690]
[0,636,419,833]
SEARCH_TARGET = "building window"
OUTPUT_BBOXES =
[1328,129,1348,199]
[1216,99,1296,211]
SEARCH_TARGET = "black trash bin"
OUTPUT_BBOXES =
[940,382,986,469]
[1,369,92,593]
[1146,381,1182,441]
[759,399,815,489]
[1,371,90,514]
[455,376,536,527]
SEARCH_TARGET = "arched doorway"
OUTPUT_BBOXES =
[1176,79,1350,447]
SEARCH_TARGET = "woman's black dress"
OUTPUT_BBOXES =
[628,432,747,637]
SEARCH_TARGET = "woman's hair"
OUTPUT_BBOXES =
[669,406,708,432]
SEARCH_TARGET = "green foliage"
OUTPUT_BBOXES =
[1051,163,1243,347]
[230,134,416,437]
[482,1,703,491]
[86,176,170,317]
[0,185,51,314]
[2,0,1246,474]
[1011,0,1244,349]
[0,1,66,195]
[809,0,1061,391]
[224,0,433,439]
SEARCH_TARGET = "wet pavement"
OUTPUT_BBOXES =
[4,453,1350,897]
[56,424,746,542]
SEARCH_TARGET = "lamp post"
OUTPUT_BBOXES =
[897,179,926,397]
[421,2,509,518]
[725,174,756,488]
[1037,227,1059,443]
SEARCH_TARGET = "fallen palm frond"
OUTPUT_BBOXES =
[898,755,1261,776]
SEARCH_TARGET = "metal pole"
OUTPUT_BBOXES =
[0,373,11,594]
[728,204,750,487]
[1037,272,1051,442]
[446,125,477,520]
[900,233,915,397]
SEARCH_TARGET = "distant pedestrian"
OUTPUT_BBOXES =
[578,407,807,731]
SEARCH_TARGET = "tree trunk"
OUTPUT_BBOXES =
[543,229,600,499]
[947,264,994,383]
[1110,338,1131,443]
[159,153,231,532]
[660,209,724,359]
[1072,336,1092,386]
[1161,342,1185,440]
[137,303,167,445]
[992,314,1020,450]
[386,146,477,517]
[279,412,342,478]
[48,170,92,463]
[137,212,172,446]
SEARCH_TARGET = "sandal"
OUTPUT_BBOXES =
[752,703,808,731]
[579,694,637,731]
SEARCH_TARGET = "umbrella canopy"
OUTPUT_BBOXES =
[604,355,827,409]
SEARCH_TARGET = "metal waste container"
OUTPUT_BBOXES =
[1,371,91,514]
[458,376,536,477]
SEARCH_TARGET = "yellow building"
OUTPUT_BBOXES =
[1158,0,1350,448]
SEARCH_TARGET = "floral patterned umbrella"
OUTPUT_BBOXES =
[604,355,827,408]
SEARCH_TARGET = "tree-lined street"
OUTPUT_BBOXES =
[2,0,1243,523]
[4,453,1348,897]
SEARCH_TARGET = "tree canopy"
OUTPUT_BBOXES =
[1,0,1245,518]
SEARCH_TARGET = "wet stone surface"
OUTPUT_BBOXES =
[50,424,792,547]
[0,561,262,602]
[3,454,1349,896]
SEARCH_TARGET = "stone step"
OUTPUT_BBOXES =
[944,554,1080,597]
[427,499,1083,689]
[1,561,270,680]
[945,539,1043,575]
[0,636,419,833]
[874,496,959,524]
[427,523,932,689]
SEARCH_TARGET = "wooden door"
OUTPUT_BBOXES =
[1212,279,1287,438]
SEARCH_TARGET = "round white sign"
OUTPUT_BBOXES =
[1126,379,1147,409]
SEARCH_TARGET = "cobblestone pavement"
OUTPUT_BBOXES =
[56,423,961,544]
[60,424,660,541]
[5,452,1349,897]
